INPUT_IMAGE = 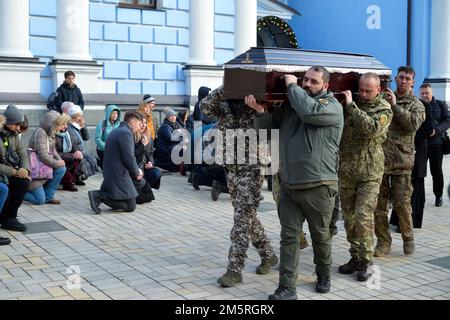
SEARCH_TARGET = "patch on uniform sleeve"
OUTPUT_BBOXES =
[318,99,329,105]
[380,114,388,126]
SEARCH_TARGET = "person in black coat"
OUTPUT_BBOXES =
[88,111,144,214]
[193,86,213,124]
[154,108,184,172]
[54,71,85,113]
[419,83,450,206]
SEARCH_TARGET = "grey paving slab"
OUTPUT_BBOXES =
[0,157,449,300]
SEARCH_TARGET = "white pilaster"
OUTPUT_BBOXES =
[427,0,450,101]
[189,0,216,66]
[234,0,257,57]
[55,0,92,61]
[0,0,33,57]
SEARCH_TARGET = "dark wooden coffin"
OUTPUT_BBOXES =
[223,47,392,103]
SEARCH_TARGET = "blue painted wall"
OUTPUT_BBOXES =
[29,0,235,97]
[288,0,433,94]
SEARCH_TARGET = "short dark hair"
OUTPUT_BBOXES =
[420,83,432,89]
[309,66,330,83]
[124,110,144,123]
[397,66,416,78]
[64,70,75,78]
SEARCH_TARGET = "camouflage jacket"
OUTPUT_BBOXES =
[200,86,263,169]
[339,95,393,185]
[383,92,425,175]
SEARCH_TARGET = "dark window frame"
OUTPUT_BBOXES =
[118,0,157,10]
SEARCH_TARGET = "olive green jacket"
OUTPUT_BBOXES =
[254,83,343,187]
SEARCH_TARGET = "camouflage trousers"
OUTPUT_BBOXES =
[340,180,381,263]
[374,174,414,246]
[226,167,275,272]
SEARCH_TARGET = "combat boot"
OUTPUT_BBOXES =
[256,254,278,275]
[217,270,242,287]
[338,257,358,274]
[373,242,391,257]
[315,274,331,293]
[357,261,373,282]
[403,239,415,255]
[299,232,309,249]
[268,286,297,300]
[211,180,222,201]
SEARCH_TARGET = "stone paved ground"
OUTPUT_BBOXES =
[0,157,449,300]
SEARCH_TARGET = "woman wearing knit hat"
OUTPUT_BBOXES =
[25,112,69,205]
[139,94,157,140]
[154,107,183,172]
[0,105,31,232]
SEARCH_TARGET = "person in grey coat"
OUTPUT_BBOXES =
[88,111,144,214]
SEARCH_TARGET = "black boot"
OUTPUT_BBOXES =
[435,196,443,207]
[1,218,27,232]
[357,261,373,282]
[315,274,330,293]
[338,257,358,274]
[211,180,222,201]
[268,286,297,300]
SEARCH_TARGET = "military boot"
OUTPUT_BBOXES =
[403,239,415,255]
[256,254,278,275]
[299,232,309,249]
[357,261,373,282]
[211,180,222,201]
[373,242,391,257]
[338,257,358,274]
[217,270,242,287]
[268,286,297,300]
[315,274,331,293]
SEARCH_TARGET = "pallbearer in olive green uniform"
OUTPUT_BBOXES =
[338,73,393,281]
[374,66,425,257]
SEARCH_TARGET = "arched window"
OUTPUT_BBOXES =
[257,16,299,48]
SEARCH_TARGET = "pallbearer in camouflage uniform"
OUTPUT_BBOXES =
[374,66,426,256]
[200,87,278,288]
[337,73,393,281]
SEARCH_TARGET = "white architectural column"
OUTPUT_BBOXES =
[184,0,222,105]
[234,0,257,57]
[188,0,216,65]
[0,0,33,57]
[427,0,450,100]
[55,0,92,61]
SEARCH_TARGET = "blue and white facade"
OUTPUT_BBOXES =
[0,0,298,109]
[288,0,450,101]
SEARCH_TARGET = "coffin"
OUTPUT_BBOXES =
[223,47,392,103]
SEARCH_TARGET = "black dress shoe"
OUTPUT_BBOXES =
[315,274,330,293]
[88,190,102,214]
[75,180,86,186]
[435,196,443,207]
[0,237,11,246]
[268,286,297,300]
[1,218,27,232]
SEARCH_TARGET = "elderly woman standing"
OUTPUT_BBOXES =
[24,111,68,205]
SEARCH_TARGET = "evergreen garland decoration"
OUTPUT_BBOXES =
[257,16,299,48]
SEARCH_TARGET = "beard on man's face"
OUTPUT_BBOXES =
[303,86,324,97]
